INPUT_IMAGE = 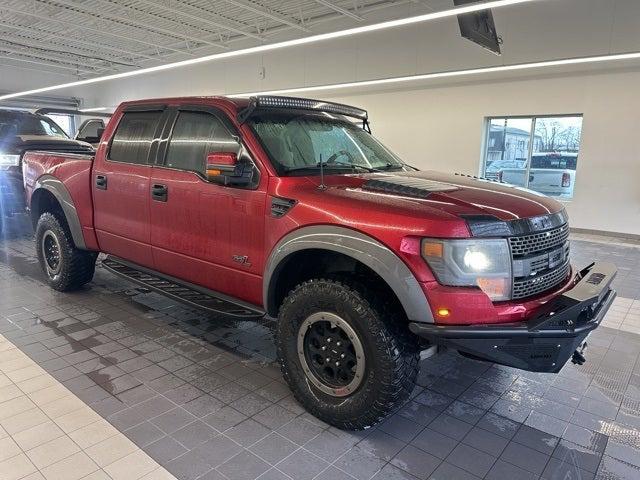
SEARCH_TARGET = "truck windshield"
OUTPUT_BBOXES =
[249,111,407,175]
[0,111,69,139]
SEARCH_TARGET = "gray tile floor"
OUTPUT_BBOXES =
[1,215,640,480]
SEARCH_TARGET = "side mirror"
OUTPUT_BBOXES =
[206,152,252,186]
[75,119,105,146]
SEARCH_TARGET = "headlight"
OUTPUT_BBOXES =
[0,154,20,169]
[422,238,512,301]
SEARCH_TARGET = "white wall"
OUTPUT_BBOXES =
[0,65,79,109]
[0,64,75,94]
[74,0,640,107]
[46,0,640,235]
[323,69,640,236]
[79,64,640,236]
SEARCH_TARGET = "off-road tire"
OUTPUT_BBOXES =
[277,278,420,430]
[35,212,96,291]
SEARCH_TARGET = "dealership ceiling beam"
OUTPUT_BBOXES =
[0,36,135,69]
[0,60,80,77]
[38,0,229,51]
[135,0,411,65]
[130,0,266,42]
[0,21,155,63]
[0,0,415,79]
[223,0,311,32]
[0,51,95,74]
[0,43,102,73]
[312,0,365,21]
[0,4,200,57]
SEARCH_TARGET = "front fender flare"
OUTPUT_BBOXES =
[263,226,433,323]
[31,174,86,249]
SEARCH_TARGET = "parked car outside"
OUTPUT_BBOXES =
[497,152,578,198]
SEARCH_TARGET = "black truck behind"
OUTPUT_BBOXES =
[0,109,94,223]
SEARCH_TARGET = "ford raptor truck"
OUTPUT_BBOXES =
[21,96,617,430]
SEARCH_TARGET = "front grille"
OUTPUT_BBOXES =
[507,220,571,300]
[512,260,570,299]
[509,224,569,257]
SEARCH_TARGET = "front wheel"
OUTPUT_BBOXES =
[276,278,419,430]
[35,212,97,291]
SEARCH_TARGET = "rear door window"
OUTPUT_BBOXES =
[109,111,162,165]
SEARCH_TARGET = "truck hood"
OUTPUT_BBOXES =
[296,170,564,223]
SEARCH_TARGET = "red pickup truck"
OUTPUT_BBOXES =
[22,95,616,430]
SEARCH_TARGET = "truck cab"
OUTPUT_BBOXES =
[21,95,616,430]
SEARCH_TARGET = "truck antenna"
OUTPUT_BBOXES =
[318,153,326,190]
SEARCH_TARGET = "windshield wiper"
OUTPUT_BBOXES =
[285,162,380,174]
[376,163,407,171]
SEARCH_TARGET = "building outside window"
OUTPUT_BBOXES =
[482,115,583,199]
[45,113,75,137]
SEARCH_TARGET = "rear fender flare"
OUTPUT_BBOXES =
[263,226,433,323]
[31,174,86,249]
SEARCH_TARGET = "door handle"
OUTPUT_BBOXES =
[95,174,107,190]
[151,184,168,202]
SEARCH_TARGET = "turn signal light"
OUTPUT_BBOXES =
[476,277,509,300]
[422,241,443,258]
[436,308,451,317]
[206,168,222,176]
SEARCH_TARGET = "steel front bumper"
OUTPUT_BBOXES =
[409,262,617,373]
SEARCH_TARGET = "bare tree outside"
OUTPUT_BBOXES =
[535,117,582,152]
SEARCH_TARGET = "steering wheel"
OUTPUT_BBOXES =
[326,150,356,165]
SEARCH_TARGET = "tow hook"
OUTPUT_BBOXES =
[571,341,587,365]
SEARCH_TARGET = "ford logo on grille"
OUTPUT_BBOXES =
[529,215,553,230]
[548,248,565,268]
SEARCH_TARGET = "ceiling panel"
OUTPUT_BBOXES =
[0,0,410,78]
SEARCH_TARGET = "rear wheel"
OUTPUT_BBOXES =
[277,278,419,430]
[35,212,97,291]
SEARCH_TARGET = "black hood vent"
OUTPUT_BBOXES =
[271,196,296,218]
[363,176,459,199]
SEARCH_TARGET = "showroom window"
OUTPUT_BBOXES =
[109,111,162,165]
[482,115,583,198]
[45,113,74,137]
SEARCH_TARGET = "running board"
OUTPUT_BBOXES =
[101,257,264,318]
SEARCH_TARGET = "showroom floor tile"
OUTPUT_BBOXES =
[1,216,640,479]
[0,333,176,480]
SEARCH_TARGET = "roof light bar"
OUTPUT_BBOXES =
[240,95,368,122]
[0,0,540,102]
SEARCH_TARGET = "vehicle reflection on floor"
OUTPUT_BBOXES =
[1,215,639,480]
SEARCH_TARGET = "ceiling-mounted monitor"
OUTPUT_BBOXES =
[453,0,502,55]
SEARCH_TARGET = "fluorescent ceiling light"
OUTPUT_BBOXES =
[229,51,640,97]
[82,50,640,111]
[0,0,540,102]
[78,107,107,112]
